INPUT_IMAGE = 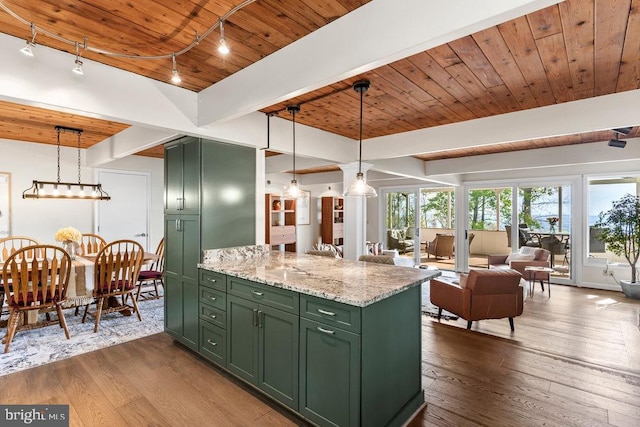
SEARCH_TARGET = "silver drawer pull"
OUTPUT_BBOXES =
[251,290,264,296]
[208,278,217,283]
[317,326,335,335]
[207,339,217,346]
[210,314,217,319]
[209,297,217,301]
[317,308,336,316]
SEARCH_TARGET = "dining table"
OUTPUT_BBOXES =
[2,251,159,324]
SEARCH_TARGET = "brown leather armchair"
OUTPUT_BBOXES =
[430,269,524,331]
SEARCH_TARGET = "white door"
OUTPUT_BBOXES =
[97,170,150,250]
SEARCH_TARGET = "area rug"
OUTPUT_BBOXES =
[0,297,164,377]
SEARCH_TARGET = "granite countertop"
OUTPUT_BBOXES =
[198,249,440,307]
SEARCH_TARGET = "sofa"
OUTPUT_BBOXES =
[430,269,524,331]
[387,228,414,253]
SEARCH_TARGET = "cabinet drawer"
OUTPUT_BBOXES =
[199,302,226,329]
[199,287,226,311]
[199,270,226,291]
[270,233,296,245]
[199,320,227,367]
[300,295,361,334]
[228,277,299,314]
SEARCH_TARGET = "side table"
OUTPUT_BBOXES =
[524,266,554,298]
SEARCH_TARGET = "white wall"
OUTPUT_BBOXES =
[0,138,163,248]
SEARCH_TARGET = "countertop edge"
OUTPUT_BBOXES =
[198,262,440,307]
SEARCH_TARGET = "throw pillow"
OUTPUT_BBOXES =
[506,252,536,263]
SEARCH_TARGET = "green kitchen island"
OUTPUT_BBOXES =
[190,245,439,427]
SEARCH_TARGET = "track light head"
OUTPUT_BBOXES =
[218,19,230,55]
[171,69,182,84]
[72,58,84,75]
[170,52,181,84]
[608,139,627,148]
[20,41,35,57]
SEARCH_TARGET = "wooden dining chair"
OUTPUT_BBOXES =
[0,236,41,320]
[82,239,144,332]
[136,237,165,301]
[0,236,40,263]
[1,245,72,353]
[78,233,107,256]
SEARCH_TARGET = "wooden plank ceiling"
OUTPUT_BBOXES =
[0,0,639,162]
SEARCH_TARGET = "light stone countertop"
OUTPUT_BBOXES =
[199,250,440,307]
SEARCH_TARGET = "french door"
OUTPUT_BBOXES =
[463,181,574,282]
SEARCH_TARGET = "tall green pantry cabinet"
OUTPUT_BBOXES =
[164,136,255,350]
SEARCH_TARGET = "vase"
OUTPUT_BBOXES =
[549,225,556,234]
[62,240,77,260]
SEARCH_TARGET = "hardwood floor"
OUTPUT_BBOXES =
[1,285,638,426]
[411,284,640,427]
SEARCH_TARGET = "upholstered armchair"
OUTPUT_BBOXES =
[387,229,414,253]
[488,247,551,284]
[430,269,524,331]
[425,234,455,259]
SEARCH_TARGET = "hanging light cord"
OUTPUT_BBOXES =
[56,128,61,184]
[77,131,82,184]
[292,107,296,182]
[358,85,364,174]
[0,0,256,61]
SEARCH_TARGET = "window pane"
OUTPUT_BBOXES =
[420,188,453,228]
[588,177,637,257]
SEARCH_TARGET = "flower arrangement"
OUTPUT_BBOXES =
[55,226,82,243]
[547,217,559,226]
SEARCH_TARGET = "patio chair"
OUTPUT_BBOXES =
[425,234,454,260]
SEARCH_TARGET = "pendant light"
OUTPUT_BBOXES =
[285,105,301,199]
[345,80,377,198]
[22,126,111,200]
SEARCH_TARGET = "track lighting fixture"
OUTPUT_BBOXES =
[286,105,301,199]
[171,53,181,84]
[2,0,259,84]
[72,42,83,75]
[20,23,36,57]
[218,19,230,55]
[345,80,377,198]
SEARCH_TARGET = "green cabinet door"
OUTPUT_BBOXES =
[164,137,200,215]
[164,141,183,214]
[299,318,361,427]
[164,214,199,351]
[181,137,200,215]
[258,305,299,410]
[227,294,259,384]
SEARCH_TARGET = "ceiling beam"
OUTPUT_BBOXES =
[364,90,640,160]
[197,0,563,126]
[86,126,179,166]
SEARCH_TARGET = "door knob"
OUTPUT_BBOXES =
[135,233,147,237]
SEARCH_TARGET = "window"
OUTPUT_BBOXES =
[588,177,638,257]
[420,188,454,228]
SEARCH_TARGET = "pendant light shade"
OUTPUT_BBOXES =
[285,105,302,199]
[344,80,377,198]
